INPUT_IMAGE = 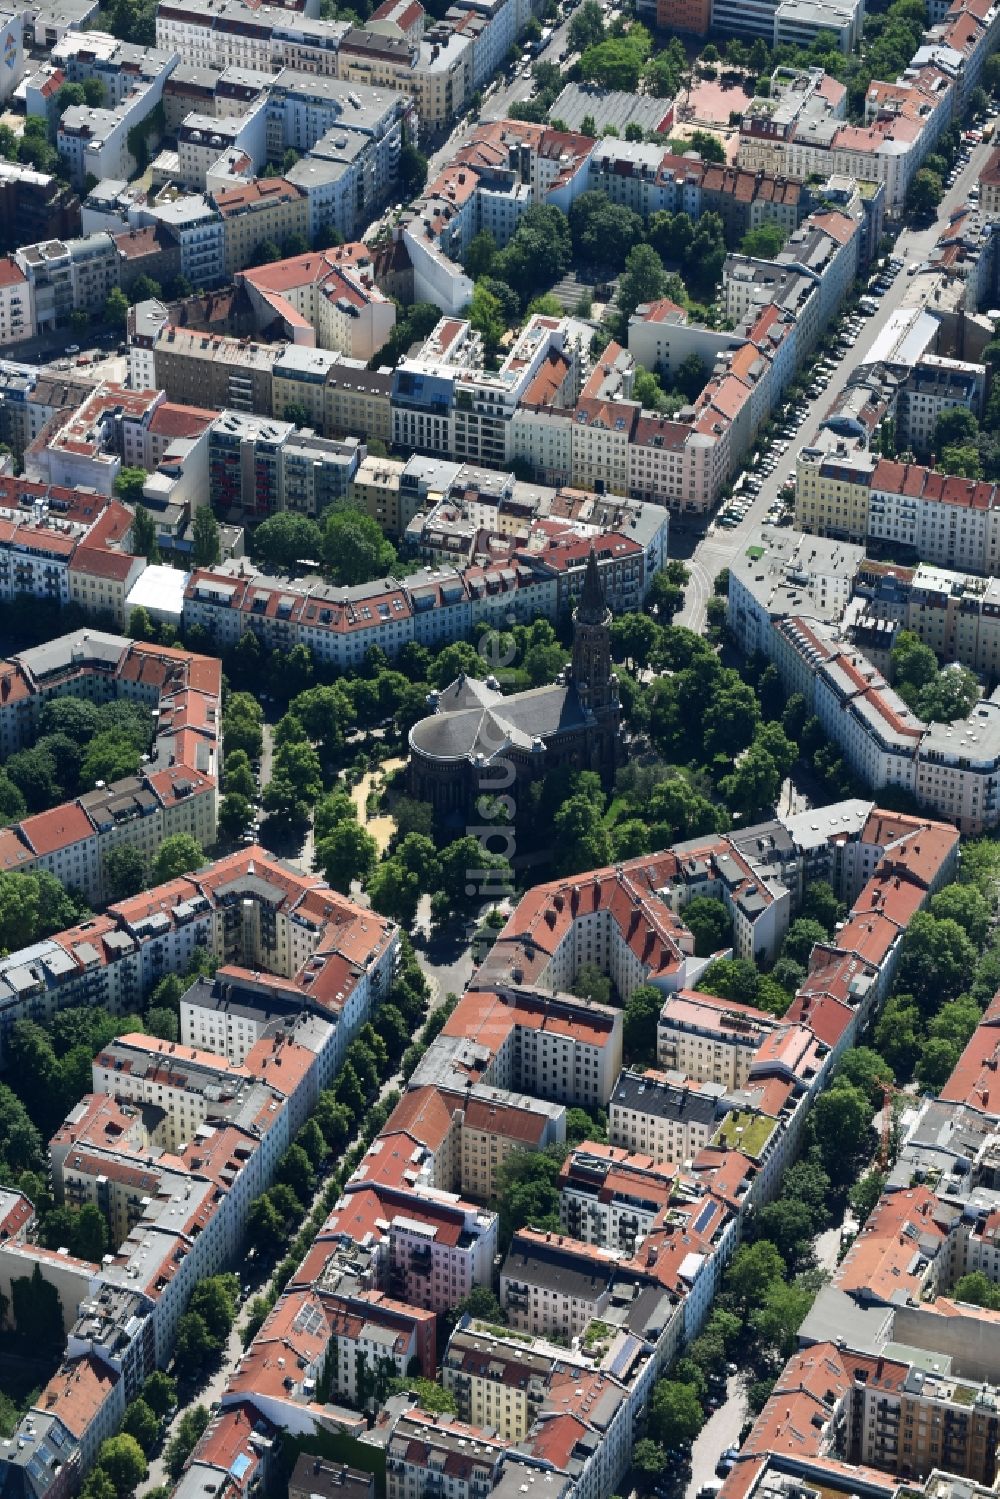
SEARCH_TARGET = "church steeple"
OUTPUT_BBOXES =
[577,546,607,627]
[571,547,614,713]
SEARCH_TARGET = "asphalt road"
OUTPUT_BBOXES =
[421,2,587,182]
[684,1374,747,1499]
[674,131,999,633]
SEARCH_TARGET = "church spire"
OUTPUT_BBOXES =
[576,546,607,626]
[571,546,613,713]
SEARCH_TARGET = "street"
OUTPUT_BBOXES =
[421,9,579,181]
[674,132,1000,632]
[684,1374,746,1499]
[136,981,453,1498]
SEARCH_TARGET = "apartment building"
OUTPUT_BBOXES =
[657,989,779,1086]
[237,244,396,363]
[501,1231,623,1339]
[386,1411,506,1499]
[439,986,623,1112]
[442,1325,570,1440]
[17,233,119,329]
[558,1143,679,1252]
[152,325,276,412]
[322,1178,497,1313]
[0,160,79,257]
[608,1070,722,1164]
[213,178,309,277]
[0,256,33,345]
[46,38,179,188]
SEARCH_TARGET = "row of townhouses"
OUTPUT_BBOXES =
[727,524,1000,834]
[106,800,958,1499]
[0,848,397,1499]
[0,630,221,901]
[719,989,1000,1499]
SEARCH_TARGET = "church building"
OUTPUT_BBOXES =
[407,548,623,819]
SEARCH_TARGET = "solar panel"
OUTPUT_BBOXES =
[692,1201,715,1236]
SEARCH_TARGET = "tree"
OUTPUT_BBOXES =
[146,1007,179,1042]
[570,962,612,1005]
[581,35,647,91]
[703,676,761,760]
[141,1371,177,1421]
[782,1154,831,1221]
[130,274,163,304]
[81,730,143,788]
[96,1436,147,1499]
[755,1197,816,1270]
[189,1275,238,1345]
[322,507,397,585]
[73,1204,109,1262]
[741,222,786,258]
[252,513,322,572]
[648,1380,704,1449]
[749,37,770,72]
[688,129,725,163]
[279,1142,315,1202]
[907,168,942,218]
[223,694,264,760]
[719,742,781,819]
[836,1046,894,1102]
[569,0,604,50]
[849,1169,887,1226]
[316,821,378,891]
[464,230,496,278]
[622,983,662,1066]
[929,883,990,946]
[467,283,506,354]
[617,243,667,324]
[492,205,572,305]
[891,630,938,697]
[388,1377,456,1414]
[553,794,612,875]
[800,880,841,933]
[874,993,923,1078]
[104,845,148,902]
[173,1310,215,1375]
[895,912,977,1013]
[683,896,731,957]
[934,406,979,451]
[165,1407,210,1482]
[0,1084,45,1185]
[494,1146,565,1244]
[751,1275,816,1357]
[104,287,129,327]
[269,739,322,805]
[811,1081,871,1183]
[192,506,221,568]
[122,1399,160,1456]
[915,665,979,724]
[725,1239,785,1313]
[5,746,59,813]
[951,1272,1000,1310]
[454,1287,505,1326]
[219,792,253,841]
[782,918,828,967]
[917,1035,963,1090]
[152,834,203,885]
[569,191,643,269]
[399,141,428,198]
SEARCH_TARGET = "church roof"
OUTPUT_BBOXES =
[435,674,503,713]
[409,683,588,764]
